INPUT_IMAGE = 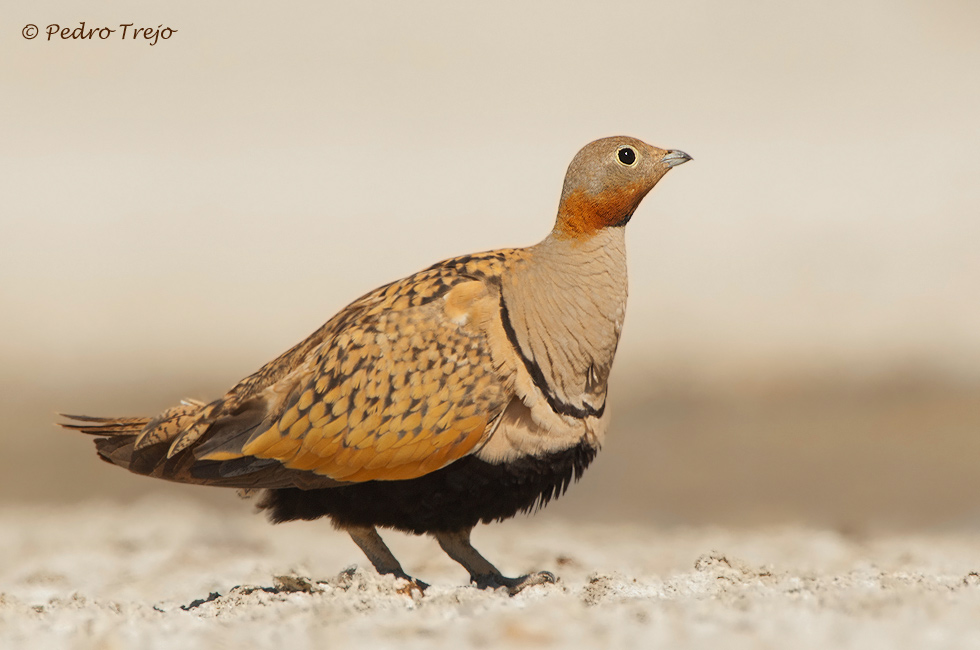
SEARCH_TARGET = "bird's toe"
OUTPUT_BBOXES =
[509,571,557,595]
[472,570,557,595]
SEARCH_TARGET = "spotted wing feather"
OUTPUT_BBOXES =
[61,253,519,487]
[190,253,517,483]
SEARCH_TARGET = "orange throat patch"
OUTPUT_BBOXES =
[554,186,644,239]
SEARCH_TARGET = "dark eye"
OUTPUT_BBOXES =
[617,147,636,166]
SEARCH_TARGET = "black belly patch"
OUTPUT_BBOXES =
[257,441,598,534]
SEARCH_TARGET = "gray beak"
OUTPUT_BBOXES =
[662,150,693,168]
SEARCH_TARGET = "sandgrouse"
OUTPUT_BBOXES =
[62,136,691,594]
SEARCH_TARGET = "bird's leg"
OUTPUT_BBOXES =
[345,525,428,591]
[434,528,556,595]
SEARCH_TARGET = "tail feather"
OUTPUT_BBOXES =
[135,399,209,450]
[59,414,147,424]
[93,435,140,471]
[59,414,150,436]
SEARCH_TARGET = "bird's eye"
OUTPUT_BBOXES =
[617,147,636,166]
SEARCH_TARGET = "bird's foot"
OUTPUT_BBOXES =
[333,564,428,596]
[472,570,556,595]
[387,570,429,595]
[394,576,428,598]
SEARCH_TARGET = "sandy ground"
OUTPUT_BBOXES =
[4,497,980,649]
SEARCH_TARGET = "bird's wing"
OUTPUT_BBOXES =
[176,254,519,484]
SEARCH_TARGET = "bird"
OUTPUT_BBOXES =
[61,136,691,594]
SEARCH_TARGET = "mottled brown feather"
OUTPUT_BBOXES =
[60,250,524,487]
[214,269,514,481]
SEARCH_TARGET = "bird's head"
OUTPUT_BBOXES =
[554,136,691,239]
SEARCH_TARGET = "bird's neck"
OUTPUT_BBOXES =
[552,185,647,239]
[529,226,629,336]
[499,227,628,412]
[534,225,627,268]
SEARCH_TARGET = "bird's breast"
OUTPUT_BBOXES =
[495,229,628,430]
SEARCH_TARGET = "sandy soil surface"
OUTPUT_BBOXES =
[4,497,980,649]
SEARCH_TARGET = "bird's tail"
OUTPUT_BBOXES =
[58,400,314,490]
[59,399,210,476]
[59,414,151,471]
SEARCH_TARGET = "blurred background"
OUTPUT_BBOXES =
[2,0,978,532]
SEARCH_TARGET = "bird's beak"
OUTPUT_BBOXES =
[661,150,693,168]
